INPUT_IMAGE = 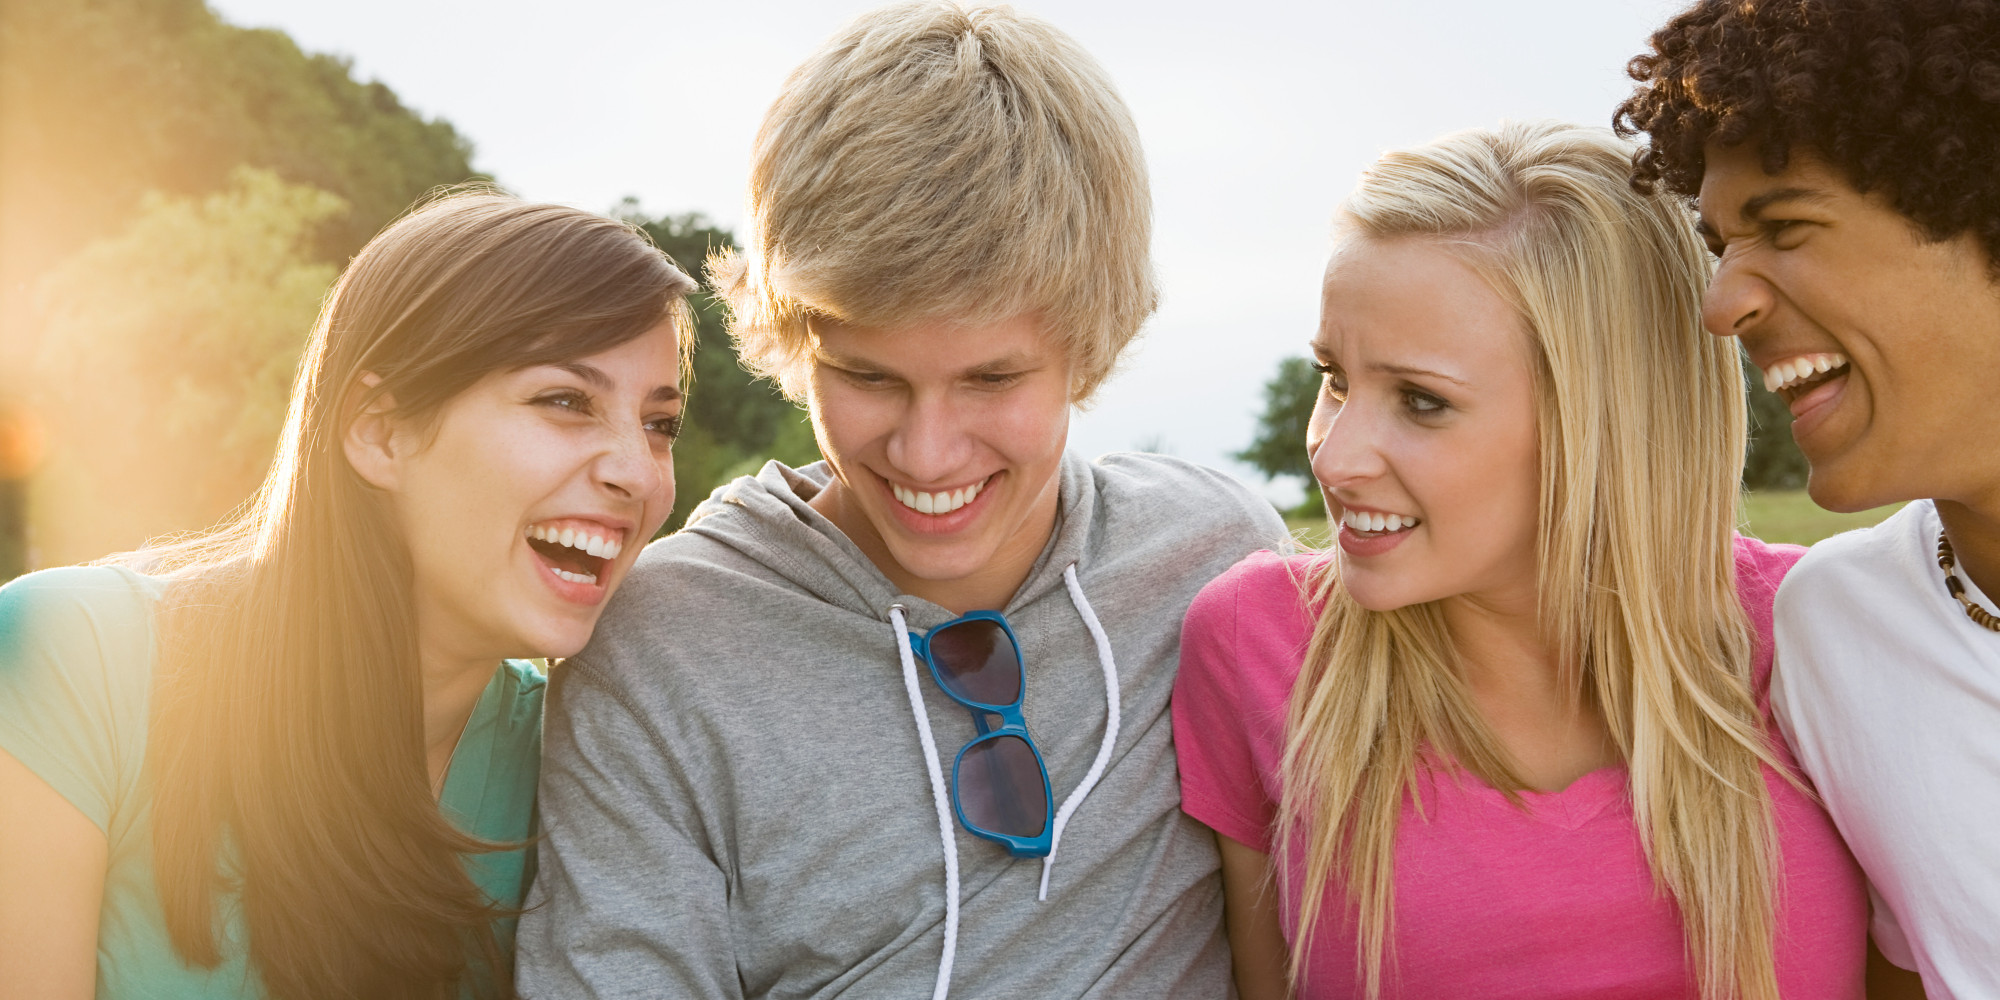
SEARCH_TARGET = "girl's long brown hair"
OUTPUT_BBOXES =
[135,191,694,999]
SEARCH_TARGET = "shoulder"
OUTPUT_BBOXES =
[0,566,165,831]
[1180,550,1320,692]
[0,564,163,663]
[1187,550,1316,631]
[1087,452,1289,546]
[1733,533,1809,614]
[1779,501,1930,606]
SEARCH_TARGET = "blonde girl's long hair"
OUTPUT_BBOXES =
[1277,121,1782,1000]
[137,191,694,999]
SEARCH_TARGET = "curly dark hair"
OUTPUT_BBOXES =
[1615,0,2000,261]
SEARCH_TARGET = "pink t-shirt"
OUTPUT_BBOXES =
[1173,537,1867,999]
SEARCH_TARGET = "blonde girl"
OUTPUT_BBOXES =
[1172,122,1869,999]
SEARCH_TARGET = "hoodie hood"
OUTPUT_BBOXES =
[680,452,1100,628]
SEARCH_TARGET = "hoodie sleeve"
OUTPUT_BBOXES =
[516,655,742,1000]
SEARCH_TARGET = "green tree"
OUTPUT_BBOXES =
[613,203,820,531]
[1,0,480,384]
[1235,357,1320,515]
[30,169,343,566]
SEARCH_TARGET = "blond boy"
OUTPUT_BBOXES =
[518,3,1284,996]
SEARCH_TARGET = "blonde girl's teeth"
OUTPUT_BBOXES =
[951,488,966,508]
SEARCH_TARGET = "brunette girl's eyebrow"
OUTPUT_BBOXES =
[549,362,682,402]
[551,361,612,388]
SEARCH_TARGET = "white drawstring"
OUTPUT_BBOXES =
[891,563,1121,999]
[1041,563,1121,901]
[891,604,959,1000]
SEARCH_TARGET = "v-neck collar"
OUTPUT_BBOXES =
[437,662,507,828]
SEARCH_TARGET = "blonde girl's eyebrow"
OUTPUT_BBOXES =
[1367,361,1470,387]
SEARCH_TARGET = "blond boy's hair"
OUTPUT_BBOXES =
[708,1,1154,403]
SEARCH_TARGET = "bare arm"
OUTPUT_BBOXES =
[1866,937,1927,1000]
[0,748,105,1000]
[1217,833,1289,1000]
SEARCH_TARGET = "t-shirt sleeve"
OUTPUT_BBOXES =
[1174,563,1281,852]
[0,566,157,834]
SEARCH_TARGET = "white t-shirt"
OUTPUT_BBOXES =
[1772,499,2000,998]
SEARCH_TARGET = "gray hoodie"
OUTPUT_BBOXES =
[517,451,1288,999]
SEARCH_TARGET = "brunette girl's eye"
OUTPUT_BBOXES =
[536,389,593,415]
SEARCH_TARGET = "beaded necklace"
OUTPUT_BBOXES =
[1937,531,2000,632]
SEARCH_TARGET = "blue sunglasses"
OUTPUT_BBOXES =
[907,610,1055,858]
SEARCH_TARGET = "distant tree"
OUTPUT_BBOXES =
[1236,355,1319,480]
[0,0,480,387]
[30,169,343,566]
[614,203,821,531]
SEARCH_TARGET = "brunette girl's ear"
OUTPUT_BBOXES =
[342,373,401,491]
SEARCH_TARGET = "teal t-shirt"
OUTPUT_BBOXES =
[0,565,545,998]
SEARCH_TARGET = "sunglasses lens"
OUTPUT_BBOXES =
[927,619,1021,706]
[958,734,1049,838]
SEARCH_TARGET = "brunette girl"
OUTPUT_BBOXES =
[0,191,694,999]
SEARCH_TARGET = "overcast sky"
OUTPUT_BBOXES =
[208,0,1684,504]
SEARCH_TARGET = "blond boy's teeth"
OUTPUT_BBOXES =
[892,477,984,515]
[526,522,624,560]
[1340,509,1420,534]
[1761,352,1850,393]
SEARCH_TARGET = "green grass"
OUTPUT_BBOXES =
[1285,489,1898,550]
[1739,490,1900,546]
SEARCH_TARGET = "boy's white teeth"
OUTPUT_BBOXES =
[892,477,984,515]
[1341,509,1420,534]
[551,567,598,585]
[526,523,623,560]
[1761,352,1850,393]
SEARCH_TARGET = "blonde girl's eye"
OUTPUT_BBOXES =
[1310,361,1348,402]
[1403,389,1448,415]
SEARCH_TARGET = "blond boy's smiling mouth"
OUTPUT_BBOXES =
[889,475,993,516]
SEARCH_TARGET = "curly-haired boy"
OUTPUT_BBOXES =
[1620,0,2000,993]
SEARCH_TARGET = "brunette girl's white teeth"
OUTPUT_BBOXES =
[552,567,598,585]
[526,522,625,559]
